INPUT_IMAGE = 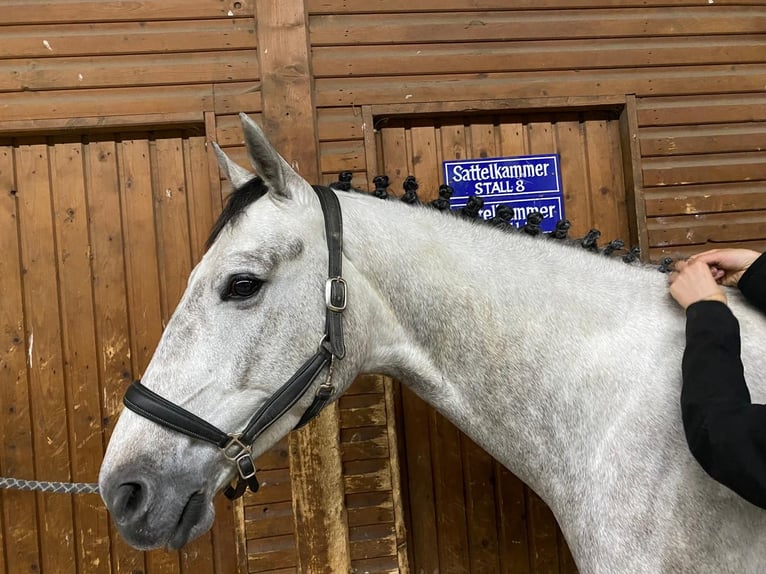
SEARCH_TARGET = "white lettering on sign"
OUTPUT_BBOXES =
[450,162,550,183]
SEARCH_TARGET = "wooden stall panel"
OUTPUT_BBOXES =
[378,110,631,573]
[309,5,766,107]
[0,130,244,574]
[638,94,766,259]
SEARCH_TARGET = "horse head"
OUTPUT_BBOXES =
[98,114,367,550]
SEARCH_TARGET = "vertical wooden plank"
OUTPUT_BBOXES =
[382,378,410,574]
[440,120,468,162]
[152,135,193,318]
[431,414,470,574]
[527,121,556,155]
[621,96,649,257]
[399,387,439,574]
[185,135,217,264]
[409,124,439,202]
[460,435,501,574]
[150,133,215,574]
[607,119,630,245]
[0,142,41,574]
[584,116,625,243]
[554,119,592,237]
[499,121,527,157]
[49,137,111,574]
[257,0,351,569]
[462,121,503,573]
[380,126,408,197]
[117,135,180,574]
[495,465,531,574]
[85,137,147,574]
[526,490,560,574]
[362,106,378,191]
[190,125,244,574]
[469,119,497,159]
[15,140,77,574]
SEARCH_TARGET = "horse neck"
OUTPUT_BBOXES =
[340,193,679,499]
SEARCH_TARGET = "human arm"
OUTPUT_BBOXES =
[668,251,766,509]
[681,301,766,509]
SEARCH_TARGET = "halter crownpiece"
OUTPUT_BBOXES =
[122,184,347,500]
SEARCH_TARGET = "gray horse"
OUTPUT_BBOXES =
[99,113,766,572]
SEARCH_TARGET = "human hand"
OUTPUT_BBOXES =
[688,248,761,287]
[668,259,728,310]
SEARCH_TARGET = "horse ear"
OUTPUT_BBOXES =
[211,142,254,189]
[239,113,311,203]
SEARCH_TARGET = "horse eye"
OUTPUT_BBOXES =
[224,274,262,300]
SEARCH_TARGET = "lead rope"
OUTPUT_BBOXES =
[0,476,99,494]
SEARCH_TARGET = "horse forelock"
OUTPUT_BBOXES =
[206,176,270,249]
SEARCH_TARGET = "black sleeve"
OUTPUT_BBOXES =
[681,300,766,509]
[738,252,766,314]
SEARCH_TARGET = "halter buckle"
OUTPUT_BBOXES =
[325,277,347,312]
[222,433,252,462]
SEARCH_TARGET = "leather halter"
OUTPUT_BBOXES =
[122,185,347,500]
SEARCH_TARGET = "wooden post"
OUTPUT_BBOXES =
[254,1,352,572]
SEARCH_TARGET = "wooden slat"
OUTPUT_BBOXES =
[343,459,393,494]
[346,492,395,528]
[0,144,41,574]
[642,151,766,187]
[398,388,439,574]
[644,182,766,217]
[0,0,254,25]
[249,469,294,506]
[84,138,147,573]
[319,140,367,173]
[636,93,766,126]
[584,118,629,243]
[152,135,193,320]
[245,502,297,540]
[431,414,470,573]
[1,50,258,92]
[0,84,215,122]
[311,8,766,45]
[118,136,179,574]
[0,112,204,136]
[211,82,263,115]
[313,36,766,77]
[527,491,560,574]
[318,107,366,142]
[647,211,766,247]
[348,523,397,561]
[316,65,766,106]
[340,426,390,462]
[640,122,766,157]
[350,555,400,574]
[555,119,592,236]
[649,239,766,262]
[461,436,501,574]
[16,141,77,574]
[308,0,765,13]
[247,535,299,572]
[496,467,530,574]
[49,138,111,574]
[0,19,255,59]
[409,124,440,202]
[338,395,388,427]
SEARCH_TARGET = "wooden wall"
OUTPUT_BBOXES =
[1,1,765,573]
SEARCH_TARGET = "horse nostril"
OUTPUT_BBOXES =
[112,481,150,522]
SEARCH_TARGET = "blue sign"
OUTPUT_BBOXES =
[443,154,565,232]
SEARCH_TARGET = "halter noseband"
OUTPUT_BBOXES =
[122,185,347,500]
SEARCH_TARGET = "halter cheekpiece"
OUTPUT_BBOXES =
[122,185,347,500]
